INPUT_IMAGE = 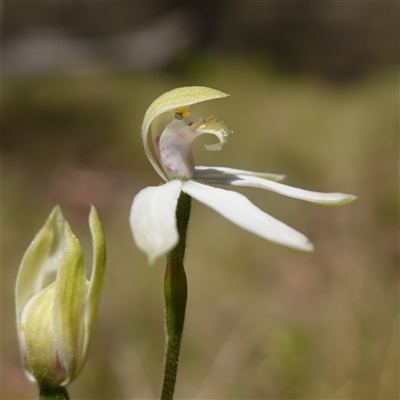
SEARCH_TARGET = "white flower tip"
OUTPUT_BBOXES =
[141,245,172,266]
[141,239,177,266]
[282,235,314,253]
[343,194,358,204]
[147,254,158,266]
[283,237,314,252]
[302,240,315,252]
[321,193,358,206]
[132,234,174,266]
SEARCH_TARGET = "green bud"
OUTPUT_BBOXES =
[15,206,106,388]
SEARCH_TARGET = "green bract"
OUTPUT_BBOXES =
[15,206,106,388]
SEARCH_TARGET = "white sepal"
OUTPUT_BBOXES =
[130,180,183,264]
[213,174,358,205]
[182,180,314,252]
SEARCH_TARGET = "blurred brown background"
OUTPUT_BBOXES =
[2,2,399,399]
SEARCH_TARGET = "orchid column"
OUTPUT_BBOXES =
[130,86,357,400]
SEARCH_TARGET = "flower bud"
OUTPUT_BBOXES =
[15,205,106,388]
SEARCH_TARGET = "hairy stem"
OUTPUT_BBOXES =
[161,192,191,400]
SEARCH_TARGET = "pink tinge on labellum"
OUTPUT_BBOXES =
[159,119,197,179]
[155,108,231,180]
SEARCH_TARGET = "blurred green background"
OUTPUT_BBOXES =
[2,2,399,399]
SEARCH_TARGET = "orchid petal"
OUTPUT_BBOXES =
[182,180,313,252]
[194,166,285,182]
[214,175,357,205]
[142,87,229,180]
[130,180,183,263]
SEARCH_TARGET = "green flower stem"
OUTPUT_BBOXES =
[39,386,69,400]
[161,192,192,400]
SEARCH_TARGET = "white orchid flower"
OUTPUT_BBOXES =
[130,86,357,263]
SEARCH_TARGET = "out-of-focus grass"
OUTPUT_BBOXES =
[3,55,398,399]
